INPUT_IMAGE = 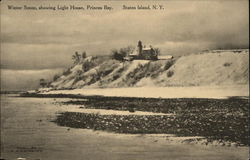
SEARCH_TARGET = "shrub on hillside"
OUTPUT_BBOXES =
[111,49,125,61]
[167,70,174,77]
[149,61,174,79]
[223,62,232,67]
[53,74,60,81]
[39,79,47,88]
[82,61,93,72]
[82,56,110,72]
[63,68,71,76]
[111,46,134,61]
[164,60,174,70]
[82,51,87,59]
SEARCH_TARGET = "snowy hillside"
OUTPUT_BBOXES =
[50,49,249,89]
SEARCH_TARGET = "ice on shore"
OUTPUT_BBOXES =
[43,85,249,99]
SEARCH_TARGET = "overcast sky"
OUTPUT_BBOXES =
[1,0,249,90]
[1,0,249,70]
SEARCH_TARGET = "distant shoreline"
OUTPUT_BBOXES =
[18,92,249,100]
[0,91,26,94]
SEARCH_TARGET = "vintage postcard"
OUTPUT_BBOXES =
[0,0,249,160]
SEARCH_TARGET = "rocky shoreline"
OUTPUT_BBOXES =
[18,93,249,146]
[48,95,249,146]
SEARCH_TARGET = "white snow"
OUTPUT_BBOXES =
[44,85,248,99]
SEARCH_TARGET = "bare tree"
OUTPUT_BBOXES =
[39,79,47,88]
[72,51,81,64]
[111,46,135,61]
[82,51,87,59]
[154,48,160,56]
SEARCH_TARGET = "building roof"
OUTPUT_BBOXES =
[158,55,173,60]
[143,48,153,51]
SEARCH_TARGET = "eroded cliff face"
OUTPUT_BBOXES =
[50,50,249,89]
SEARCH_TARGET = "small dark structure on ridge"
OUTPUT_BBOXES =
[124,41,158,61]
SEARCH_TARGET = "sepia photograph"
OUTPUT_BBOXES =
[0,0,249,159]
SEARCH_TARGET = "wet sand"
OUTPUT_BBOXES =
[1,95,248,160]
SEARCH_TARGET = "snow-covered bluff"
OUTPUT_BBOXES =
[50,49,249,89]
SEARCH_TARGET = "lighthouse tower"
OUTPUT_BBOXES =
[138,40,142,55]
